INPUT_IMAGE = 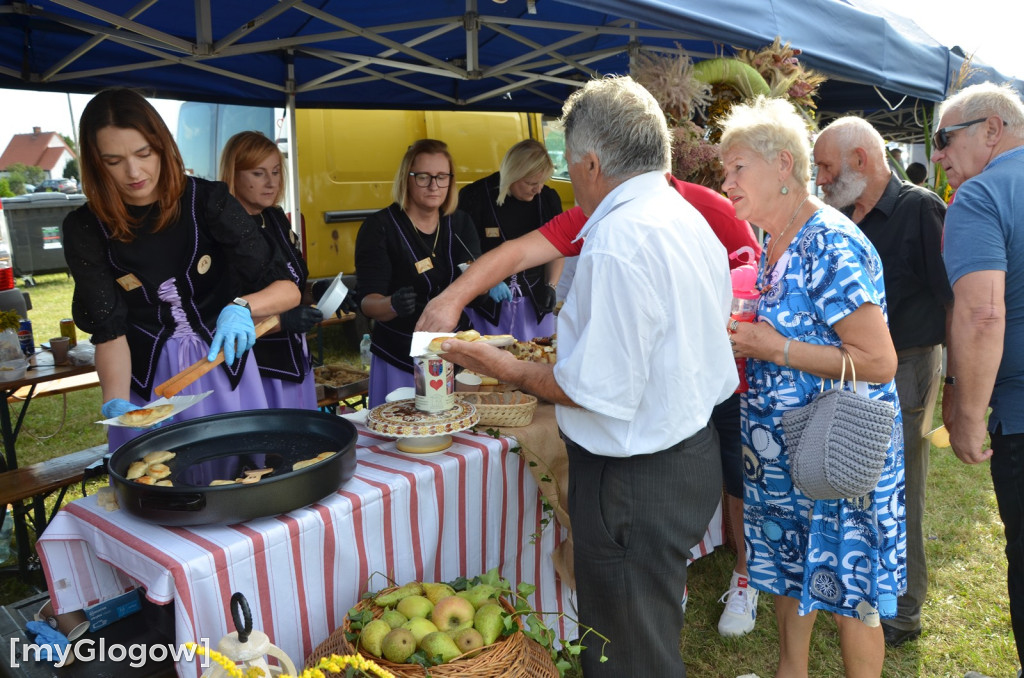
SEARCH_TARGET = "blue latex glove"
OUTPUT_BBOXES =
[25,620,70,664]
[488,282,513,303]
[208,304,256,364]
[101,398,136,420]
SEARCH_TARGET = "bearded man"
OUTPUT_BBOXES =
[814,117,952,648]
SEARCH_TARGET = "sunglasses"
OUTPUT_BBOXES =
[932,117,989,151]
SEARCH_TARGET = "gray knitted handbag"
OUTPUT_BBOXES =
[782,350,896,500]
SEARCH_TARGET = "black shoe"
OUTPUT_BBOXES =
[882,622,922,647]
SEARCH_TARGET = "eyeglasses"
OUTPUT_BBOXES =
[933,117,989,151]
[409,172,453,188]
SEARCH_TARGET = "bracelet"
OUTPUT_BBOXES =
[783,338,794,368]
[546,282,557,289]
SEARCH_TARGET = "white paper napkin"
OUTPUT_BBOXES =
[96,391,213,427]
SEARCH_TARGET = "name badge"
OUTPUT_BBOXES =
[485,228,500,239]
[414,257,434,274]
[116,273,142,291]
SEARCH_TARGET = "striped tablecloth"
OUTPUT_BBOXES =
[37,425,722,676]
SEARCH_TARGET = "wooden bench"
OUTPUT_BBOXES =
[0,444,109,578]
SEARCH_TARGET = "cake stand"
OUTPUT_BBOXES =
[365,398,479,453]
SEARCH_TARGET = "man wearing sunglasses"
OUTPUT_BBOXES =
[937,81,1024,678]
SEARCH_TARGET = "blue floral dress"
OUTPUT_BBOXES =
[741,206,906,623]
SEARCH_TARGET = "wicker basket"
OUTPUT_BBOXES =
[457,391,538,427]
[305,589,558,677]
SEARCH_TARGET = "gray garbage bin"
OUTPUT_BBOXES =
[0,193,86,283]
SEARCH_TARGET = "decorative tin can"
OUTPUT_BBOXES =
[413,354,455,413]
[60,318,78,347]
[18,318,34,356]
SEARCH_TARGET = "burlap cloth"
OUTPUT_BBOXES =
[502,403,575,590]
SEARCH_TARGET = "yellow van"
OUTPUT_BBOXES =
[177,103,573,279]
[295,108,573,278]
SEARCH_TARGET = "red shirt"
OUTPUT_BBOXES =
[539,176,760,269]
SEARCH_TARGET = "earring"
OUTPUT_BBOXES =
[780,185,789,195]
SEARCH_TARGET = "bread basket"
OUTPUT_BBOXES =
[305,587,557,677]
[457,391,538,427]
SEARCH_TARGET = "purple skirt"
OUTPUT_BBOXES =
[368,355,413,408]
[262,369,318,411]
[108,336,271,453]
[464,296,555,341]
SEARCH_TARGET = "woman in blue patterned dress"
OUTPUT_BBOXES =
[720,96,905,677]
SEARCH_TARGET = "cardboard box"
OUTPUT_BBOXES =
[83,589,142,631]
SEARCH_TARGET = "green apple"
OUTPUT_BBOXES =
[380,609,408,629]
[473,602,504,645]
[374,582,423,608]
[400,617,439,644]
[421,581,457,605]
[454,627,485,655]
[381,628,417,663]
[396,594,433,620]
[418,631,461,663]
[431,595,476,632]
[457,583,497,609]
[358,619,390,657]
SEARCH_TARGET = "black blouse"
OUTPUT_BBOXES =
[354,204,481,372]
[458,172,562,324]
[62,177,292,399]
[251,206,312,383]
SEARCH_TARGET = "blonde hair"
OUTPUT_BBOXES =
[719,96,814,186]
[939,82,1024,136]
[218,131,285,205]
[497,139,554,205]
[391,139,458,215]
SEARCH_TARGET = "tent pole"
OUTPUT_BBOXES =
[285,51,302,250]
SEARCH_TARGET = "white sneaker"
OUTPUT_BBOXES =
[717,572,758,637]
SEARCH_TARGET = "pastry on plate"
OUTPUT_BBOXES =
[118,403,175,427]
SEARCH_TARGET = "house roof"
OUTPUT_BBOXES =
[0,130,74,172]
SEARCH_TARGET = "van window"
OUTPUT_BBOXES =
[176,102,276,180]
[542,117,568,181]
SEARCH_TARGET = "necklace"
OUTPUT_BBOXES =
[760,195,810,294]
[417,222,441,257]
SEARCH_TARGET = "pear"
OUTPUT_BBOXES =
[374,582,422,608]
[421,581,457,605]
[458,583,498,609]
[473,602,504,645]
[381,628,416,663]
[400,617,439,644]
[395,594,433,620]
[358,619,391,657]
[431,595,475,632]
[418,630,461,663]
[454,627,485,655]
[380,609,408,629]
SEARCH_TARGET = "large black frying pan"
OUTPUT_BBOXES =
[109,409,357,526]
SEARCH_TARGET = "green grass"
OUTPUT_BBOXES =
[1,276,1018,676]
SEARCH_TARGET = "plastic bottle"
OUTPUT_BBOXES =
[0,511,12,563]
[0,241,14,292]
[359,333,372,371]
[729,247,759,394]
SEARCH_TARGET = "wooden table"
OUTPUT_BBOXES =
[0,350,97,577]
[37,425,576,677]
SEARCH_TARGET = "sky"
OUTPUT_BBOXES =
[0,2,1018,145]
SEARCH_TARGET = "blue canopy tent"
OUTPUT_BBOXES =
[2,0,1011,119]
[2,0,1020,219]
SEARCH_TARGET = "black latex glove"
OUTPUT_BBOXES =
[340,290,360,314]
[390,286,418,317]
[280,305,324,333]
[537,284,557,314]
